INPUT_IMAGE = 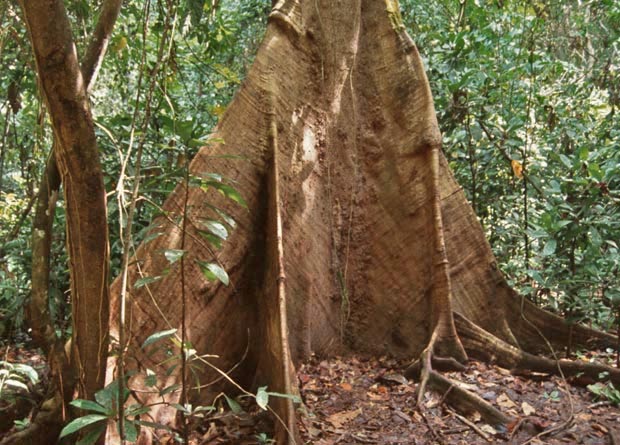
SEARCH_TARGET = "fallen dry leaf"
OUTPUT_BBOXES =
[480,424,497,435]
[521,401,536,416]
[327,408,362,428]
[340,382,353,391]
[497,393,517,408]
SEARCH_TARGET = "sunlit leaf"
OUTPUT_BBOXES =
[142,329,177,349]
[197,261,229,286]
[256,386,269,410]
[164,249,185,264]
[134,276,162,289]
[59,415,108,438]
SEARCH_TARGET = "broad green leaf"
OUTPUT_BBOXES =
[76,422,107,445]
[12,364,38,383]
[164,249,185,264]
[142,329,177,349]
[588,163,603,181]
[124,420,138,442]
[559,154,572,168]
[197,261,229,286]
[95,379,130,408]
[70,399,110,415]
[59,415,108,438]
[5,379,28,391]
[201,220,228,240]
[541,239,556,257]
[256,386,269,410]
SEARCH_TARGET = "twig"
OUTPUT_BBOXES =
[446,407,492,442]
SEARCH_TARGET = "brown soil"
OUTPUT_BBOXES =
[2,344,619,444]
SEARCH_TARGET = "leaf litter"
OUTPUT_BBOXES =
[2,344,620,444]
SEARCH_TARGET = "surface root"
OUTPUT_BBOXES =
[456,313,620,384]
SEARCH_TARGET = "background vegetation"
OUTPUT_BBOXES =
[0,0,618,342]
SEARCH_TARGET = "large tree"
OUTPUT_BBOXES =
[103,1,619,444]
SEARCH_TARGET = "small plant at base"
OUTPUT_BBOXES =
[255,432,275,444]
[58,377,169,445]
[0,361,38,395]
[588,372,620,405]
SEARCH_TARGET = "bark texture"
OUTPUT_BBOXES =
[20,0,110,410]
[109,1,617,443]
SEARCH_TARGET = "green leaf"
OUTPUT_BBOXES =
[198,231,223,249]
[201,181,247,208]
[95,379,130,409]
[541,239,557,257]
[197,261,229,286]
[224,395,243,414]
[5,379,28,391]
[201,220,228,240]
[12,364,38,383]
[588,163,603,181]
[59,415,108,438]
[76,422,107,445]
[215,209,236,228]
[267,391,302,404]
[559,154,572,169]
[145,369,157,387]
[142,231,163,244]
[142,329,177,349]
[169,403,190,414]
[124,420,138,442]
[134,276,162,289]
[70,399,110,415]
[125,405,152,417]
[164,249,185,264]
[256,386,269,410]
[160,383,181,396]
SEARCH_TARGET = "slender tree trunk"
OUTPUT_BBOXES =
[20,0,110,402]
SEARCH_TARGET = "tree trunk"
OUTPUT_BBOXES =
[109,1,617,443]
[20,0,110,412]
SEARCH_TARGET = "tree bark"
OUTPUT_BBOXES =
[20,0,111,409]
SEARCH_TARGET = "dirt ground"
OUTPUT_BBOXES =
[1,343,619,444]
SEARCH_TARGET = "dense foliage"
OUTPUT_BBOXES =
[0,0,618,340]
[402,0,620,330]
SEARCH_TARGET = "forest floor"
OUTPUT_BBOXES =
[1,343,619,444]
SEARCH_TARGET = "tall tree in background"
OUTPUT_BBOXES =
[103,1,619,444]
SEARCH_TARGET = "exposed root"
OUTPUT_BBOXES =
[0,392,63,445]
[456,313,620,384]
[405,328,511,428]
[505,293,617,353]
[399,310,619,433]
[406,360,512,426]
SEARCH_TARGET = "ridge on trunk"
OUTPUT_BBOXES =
[108,1,618,443]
